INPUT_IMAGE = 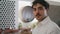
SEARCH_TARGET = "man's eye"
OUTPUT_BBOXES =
[38,7,43,10]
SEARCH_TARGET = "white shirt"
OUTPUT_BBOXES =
[32,16,60,34]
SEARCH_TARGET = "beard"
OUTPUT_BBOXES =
[35,13,42,21]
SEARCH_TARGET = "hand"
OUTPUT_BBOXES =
[0,29,3,34]
[20,27,32,34]
[4,28,19,34]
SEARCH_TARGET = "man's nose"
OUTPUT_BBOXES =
[36,9,39,14]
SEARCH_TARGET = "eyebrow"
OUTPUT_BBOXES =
[38,6,43,8]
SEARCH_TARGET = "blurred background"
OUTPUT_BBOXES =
[18,0,60,27]
[0,0,60,34]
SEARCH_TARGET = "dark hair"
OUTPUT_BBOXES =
[32,0,49,9]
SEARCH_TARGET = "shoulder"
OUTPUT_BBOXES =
[45,17,60,30]
[46,20,60,34]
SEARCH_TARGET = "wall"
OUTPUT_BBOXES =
[48,5,60,27]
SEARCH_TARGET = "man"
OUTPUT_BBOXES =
[32,0,60,34]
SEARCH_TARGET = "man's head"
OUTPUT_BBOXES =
[32,0,49,21]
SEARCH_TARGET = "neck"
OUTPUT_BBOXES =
[38,16,47,22]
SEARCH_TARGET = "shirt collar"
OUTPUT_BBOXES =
[38,16,51,26]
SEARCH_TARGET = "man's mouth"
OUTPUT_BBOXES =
[36,14,41,16]
[36,13,41,16]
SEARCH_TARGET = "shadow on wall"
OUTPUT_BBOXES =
[57,21,60,27]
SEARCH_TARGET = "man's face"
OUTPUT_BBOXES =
[32,3,47,21]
